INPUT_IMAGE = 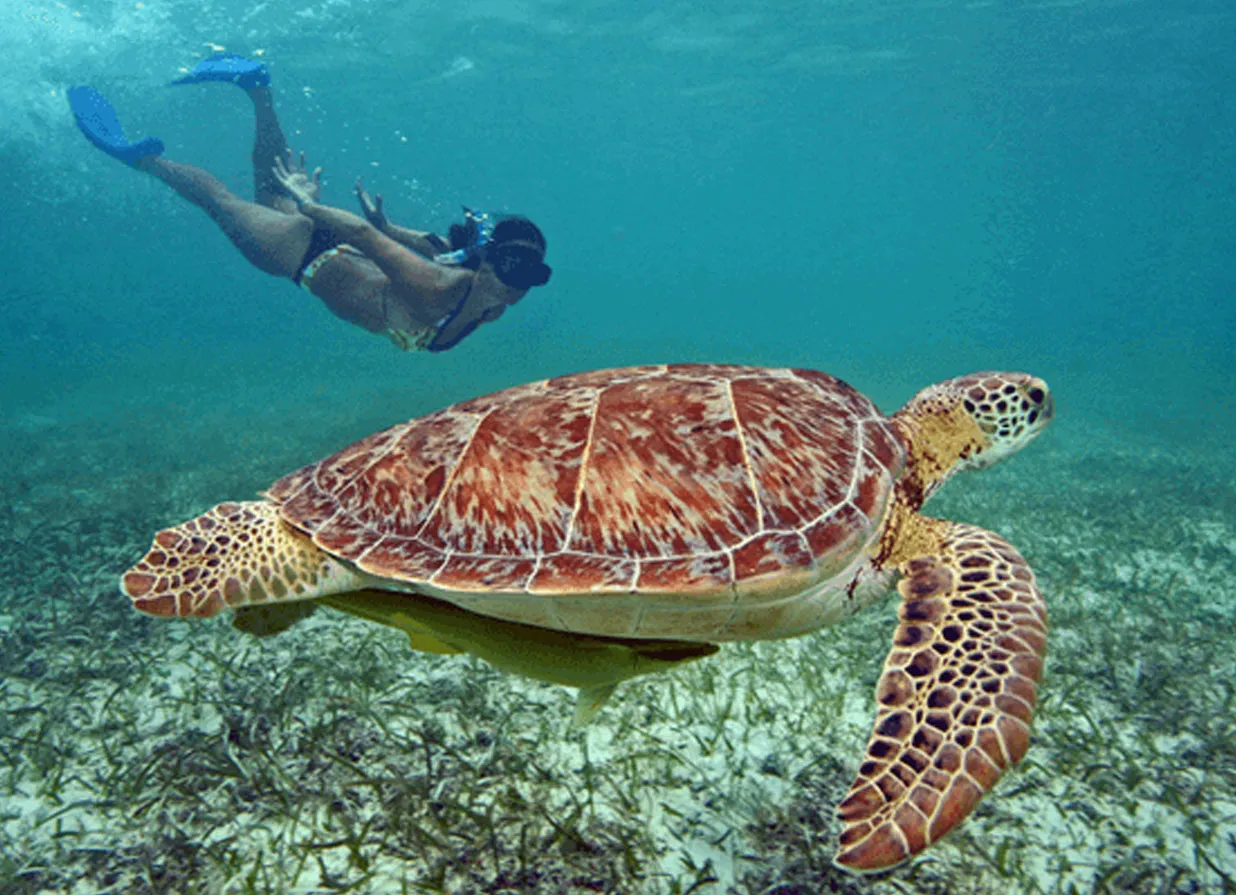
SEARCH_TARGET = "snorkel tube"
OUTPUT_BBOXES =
[433,207,495,266]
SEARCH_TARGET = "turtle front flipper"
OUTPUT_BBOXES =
[121,501,369,618]
[834,522,1048,872]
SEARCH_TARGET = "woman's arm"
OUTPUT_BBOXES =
[355,179,449,257]
[384,223,447,256]
[273,157,469,321]
[304,202,463,318]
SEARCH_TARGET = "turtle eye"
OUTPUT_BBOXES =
[1022,381,1053,424]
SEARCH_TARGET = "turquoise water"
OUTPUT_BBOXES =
[2,1,1234,892]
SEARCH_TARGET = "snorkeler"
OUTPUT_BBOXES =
[67,55,552,353]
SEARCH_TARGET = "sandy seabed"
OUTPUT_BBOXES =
[1,382,1233,895]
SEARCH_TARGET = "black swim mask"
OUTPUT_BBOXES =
[488,240,552,290]
[435,209,552,290]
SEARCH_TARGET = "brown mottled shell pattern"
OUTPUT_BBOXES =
[265,364,905,639]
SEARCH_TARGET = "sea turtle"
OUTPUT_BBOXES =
[120,363,1052,871]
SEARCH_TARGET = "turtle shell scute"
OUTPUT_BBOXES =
[268,364,906,599]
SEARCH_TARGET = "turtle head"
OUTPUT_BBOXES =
[892,372,1053,506]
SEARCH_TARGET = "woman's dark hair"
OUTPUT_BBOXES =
[444,218,483,270]
[448,219,478,252]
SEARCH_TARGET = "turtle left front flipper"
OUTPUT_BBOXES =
[834,521,1048,871]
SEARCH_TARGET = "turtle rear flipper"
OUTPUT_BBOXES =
[328,589,717,721]
[233,602,318,637]
[121,501,367,618]
[834,522,1048,872]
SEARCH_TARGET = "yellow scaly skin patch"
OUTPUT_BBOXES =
[890,401,987,510]
[875,499,944,571]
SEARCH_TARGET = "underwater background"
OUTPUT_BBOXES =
[1,0,1234,892]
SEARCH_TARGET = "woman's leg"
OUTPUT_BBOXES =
[248,85,298,210]
[136,156,312,278]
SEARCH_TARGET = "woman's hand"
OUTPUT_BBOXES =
[272,150,323,210]
[355,178,388,231]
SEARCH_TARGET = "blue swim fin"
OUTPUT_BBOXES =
[170,53,270,89]
[67,86,164,166]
